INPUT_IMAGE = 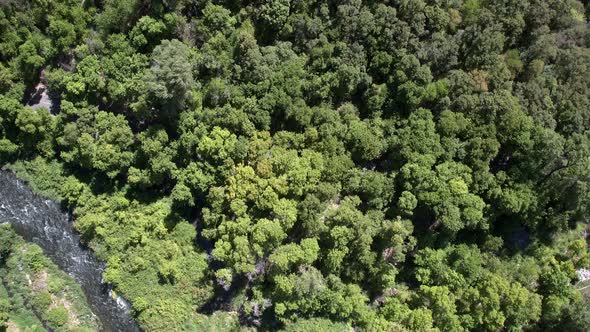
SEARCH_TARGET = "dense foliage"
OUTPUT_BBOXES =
[0,225,100,331]
[1,0,590,330]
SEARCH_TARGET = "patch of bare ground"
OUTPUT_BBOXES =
[48,297,81,329]
[31,269,81,329]
[31,270,48,292]
[6,320,19,332]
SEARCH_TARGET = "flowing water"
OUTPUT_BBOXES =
[0,170,140,332]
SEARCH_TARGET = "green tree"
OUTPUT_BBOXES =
[59,109,134,178]
[260,0,291,32]
[137,39,194,119]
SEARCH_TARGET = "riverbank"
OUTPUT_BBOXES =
[1,283,45,332]
[2,156,215,331]
[0,167,141,331]
[0,225,100,331]
[3,158,67,202]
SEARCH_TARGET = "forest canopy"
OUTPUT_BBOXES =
[1,0,590,331]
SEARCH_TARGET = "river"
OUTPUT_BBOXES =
[0,170,140,332]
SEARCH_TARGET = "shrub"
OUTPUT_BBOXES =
[45,306,69,327]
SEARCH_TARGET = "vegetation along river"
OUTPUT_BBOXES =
[0,170,140,332]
